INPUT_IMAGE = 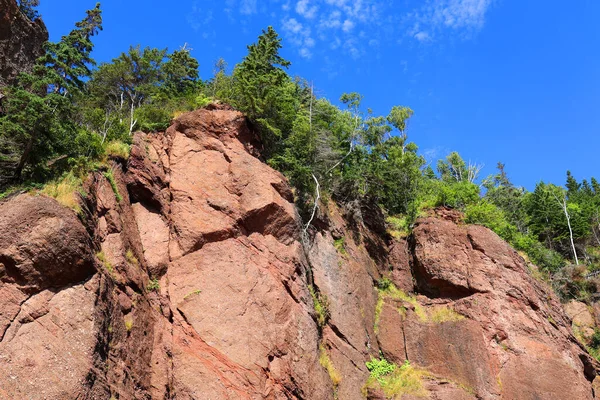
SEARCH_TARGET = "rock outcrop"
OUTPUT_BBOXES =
[0,104,598,399]
[0,0,48,88]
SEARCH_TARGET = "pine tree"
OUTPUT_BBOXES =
[0,4,103,180]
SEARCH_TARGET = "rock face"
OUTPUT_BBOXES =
[0,0,48,88]
[0,104,598,399]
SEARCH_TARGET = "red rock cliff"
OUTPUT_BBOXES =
[0,0,48,88]
[0,105,597,399]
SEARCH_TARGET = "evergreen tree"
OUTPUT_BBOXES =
[0,3,103,180]
[231,26,294,151]
[17,0,40,21]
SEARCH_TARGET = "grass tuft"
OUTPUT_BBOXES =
[40,172,83,212]
[320,344,342,389]
[430,306,465,323]
[125,249,139,266]
[97,251,114,275]
[363,359,428,399]
[309,286,331,329]
[104,140,131,160]
[103,169,122,203]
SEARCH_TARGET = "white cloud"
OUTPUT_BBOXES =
[282,17,316,58]
[319,10,342,29]
[406,0,494,41]
[296,0,318,19]
[414,31,431,42]
[282,17,304,34]
[342,19,355,32]
[299,47,313,58]
[240,0,257,15]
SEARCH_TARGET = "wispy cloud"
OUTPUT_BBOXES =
[240,0,257,15]
[187,0,496,76]
[407,0,495,42]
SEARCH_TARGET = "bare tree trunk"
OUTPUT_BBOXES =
[553,191,579,265]
[303,173,321,237]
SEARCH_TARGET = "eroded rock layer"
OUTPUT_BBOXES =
[0,104,597,399]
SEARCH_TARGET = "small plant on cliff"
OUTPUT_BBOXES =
[363,358,427,398]
[147,278,160,292]
[183,289,202,300]
[333,237,347,256]
[103,169,122,202]
[309,286,330,329]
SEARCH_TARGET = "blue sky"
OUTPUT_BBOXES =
[39,0,600,190]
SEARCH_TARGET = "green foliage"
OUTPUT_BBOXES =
[366,357,397,384]
[0,4,102,182]
[386,215,411,239]
[125,249,139,266]
[97,251,114,275]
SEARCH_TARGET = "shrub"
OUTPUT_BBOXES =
[386,215,410,239]
[134,103,172,132]
[366,356,396,384]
